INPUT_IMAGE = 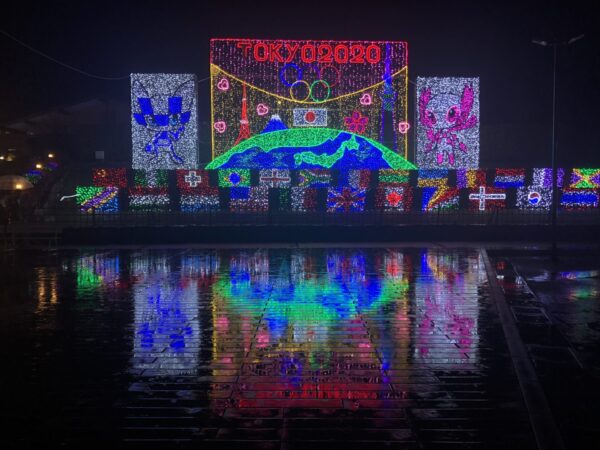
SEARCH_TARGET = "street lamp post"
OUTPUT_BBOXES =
[532,34,584,261]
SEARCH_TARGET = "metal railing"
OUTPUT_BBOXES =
[19,207,600,230]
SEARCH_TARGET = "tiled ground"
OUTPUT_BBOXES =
[493,254,600,449]
[1,248,535,449]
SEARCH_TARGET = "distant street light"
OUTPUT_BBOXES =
[532,34,584,261]
[48,153,54,158]
[35,163,42,169]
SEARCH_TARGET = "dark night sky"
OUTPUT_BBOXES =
[1,0,599,166]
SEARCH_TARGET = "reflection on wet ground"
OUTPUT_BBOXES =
[1,248,534,449]
[495,255,600,449]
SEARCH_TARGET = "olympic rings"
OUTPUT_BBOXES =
[319,65,340,88]
[279,63,303,87]
[309,80,331,103]
[289,80,311,101]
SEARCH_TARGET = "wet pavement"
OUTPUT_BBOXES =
[492,254,600,449]
[1,248,536,449]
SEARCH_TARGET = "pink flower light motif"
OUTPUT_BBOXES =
[398,121,410,134]
[256,103,269,116]
[214,121,227,134]
[359,93,372,106]
[344,111,369,134]
[217,78,230,91]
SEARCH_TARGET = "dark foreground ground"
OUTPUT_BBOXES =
[1,245,599,449]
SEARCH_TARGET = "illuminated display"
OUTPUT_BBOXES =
[327,187,366,212]
[218,169,250,187]
[378,169,410,186]
[131,73,198,170]
[469,186,506,211]
[494,169,525,188]
[291,187,318,211]
[517,186,552,209]
[376,186,412,211]
[230,186,269,212]
[80,167,600,212]
[561,190,599,208]
[128,187,170,209]
[416,77,480,168]
[422,187,460,211]
[206,128,416,170]
[209,39,411,169]
[457,168,486,188]
[76,186,119,212]
[92,168,127,188]
[259,169,291,187]
[569,168,600,189]
[297,169,331,187]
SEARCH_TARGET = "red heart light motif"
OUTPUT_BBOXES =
[217,78,230,91]
[398,121,410,134]
[360,93,372,106]
[256,103,269,116]
[214,121,227,134]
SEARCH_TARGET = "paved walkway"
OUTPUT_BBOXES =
[1,248,536,449]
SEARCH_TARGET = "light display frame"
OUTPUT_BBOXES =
[209,39,409,169]
[416,77,480,169]
[131,73,198,170]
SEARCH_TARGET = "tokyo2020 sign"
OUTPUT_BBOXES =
[208,39,414,170]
